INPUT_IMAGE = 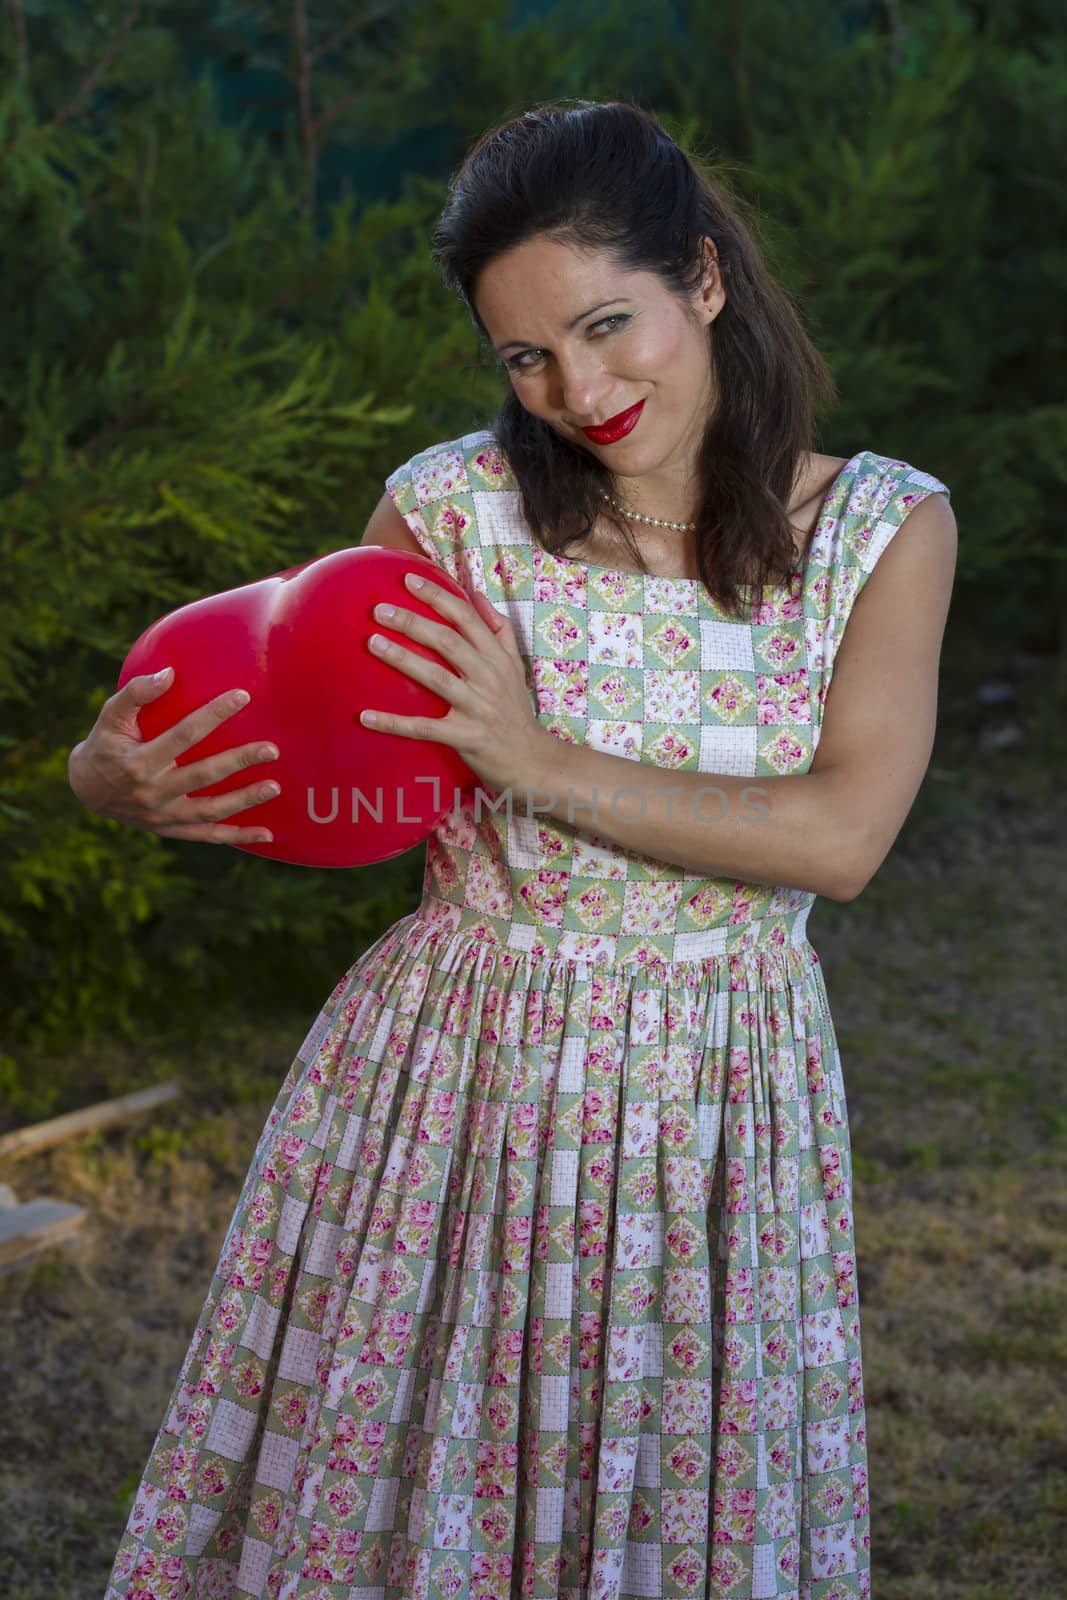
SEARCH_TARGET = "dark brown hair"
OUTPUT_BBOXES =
[430,98,839,616]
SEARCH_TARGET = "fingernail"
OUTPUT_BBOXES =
[152,667,172,683]
[257,745,279,761]
[260,783,280,799]
[406,573,424,589]
[233,690,251,708]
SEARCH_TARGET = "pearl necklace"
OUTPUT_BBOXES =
[600,491,696,532]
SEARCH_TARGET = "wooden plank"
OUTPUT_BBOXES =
[0,1082,181,1162]
[0,1198,88,1271]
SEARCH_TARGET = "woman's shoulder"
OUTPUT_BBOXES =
[810,448,952,596]
[385,428,519,510]
[846,447,951,500]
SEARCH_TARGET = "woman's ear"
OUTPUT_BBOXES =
[700,235,725,322]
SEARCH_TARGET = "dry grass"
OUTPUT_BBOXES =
[1,641,1064,1598]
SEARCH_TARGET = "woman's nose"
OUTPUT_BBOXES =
[554,351,612,420]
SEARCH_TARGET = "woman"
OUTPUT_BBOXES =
[76,99,956,1600]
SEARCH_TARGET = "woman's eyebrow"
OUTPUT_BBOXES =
[494,300,630,355]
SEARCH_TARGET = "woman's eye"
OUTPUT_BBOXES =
[507,314,629,373]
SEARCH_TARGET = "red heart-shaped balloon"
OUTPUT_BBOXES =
[117,546,479,867]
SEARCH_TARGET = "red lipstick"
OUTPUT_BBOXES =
[581,399,645,445]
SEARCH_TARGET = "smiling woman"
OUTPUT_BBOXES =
[432,101,840,615]
[475,234,720,503]
[93,97,956,1600]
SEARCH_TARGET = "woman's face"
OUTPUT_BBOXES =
[472,233,724,493]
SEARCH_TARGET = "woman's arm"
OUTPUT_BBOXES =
[67,490,428,842]
[524,492,958,902]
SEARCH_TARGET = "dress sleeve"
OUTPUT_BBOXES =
[383,438,488,606]
[818,455,952,692]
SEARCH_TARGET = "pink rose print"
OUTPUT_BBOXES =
[819,1145,847,1200]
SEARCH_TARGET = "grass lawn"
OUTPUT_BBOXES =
[1,632,1064,1598]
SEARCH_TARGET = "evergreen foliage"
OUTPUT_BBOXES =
[0,0,1061,1109]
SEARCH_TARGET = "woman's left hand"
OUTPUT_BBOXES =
[359,571,549,799]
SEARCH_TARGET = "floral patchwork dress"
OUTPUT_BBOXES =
[104,430,950,1600]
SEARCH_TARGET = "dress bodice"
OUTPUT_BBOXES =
[384,431,949,973]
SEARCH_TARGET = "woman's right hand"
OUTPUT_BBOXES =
[67,668,281,845]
